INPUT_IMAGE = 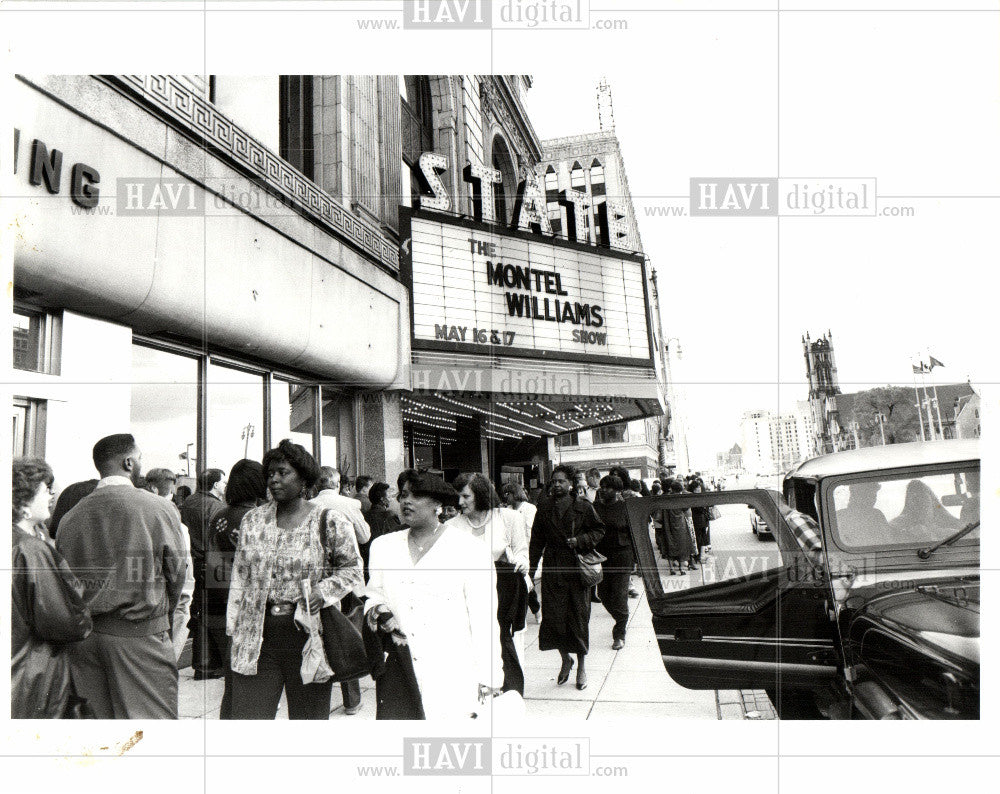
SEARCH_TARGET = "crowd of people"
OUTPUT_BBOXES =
[12,436,713,721]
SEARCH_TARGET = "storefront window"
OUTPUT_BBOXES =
[555,432,579,448]
[271,378,317,456]
[131,344,198,477]
[593,423,628,445]
[13,306,59,374]
[12,396,46,457]
[207,361,265,469]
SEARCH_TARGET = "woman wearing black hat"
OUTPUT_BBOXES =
[365,470,502,719]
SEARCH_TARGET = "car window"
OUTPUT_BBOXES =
[647,501,783,592]
[829,468,979,549]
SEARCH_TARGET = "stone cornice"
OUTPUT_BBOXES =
[107,75,398,271]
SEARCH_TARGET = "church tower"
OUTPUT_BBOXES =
[803,331,842,454]
[803,330,841,400]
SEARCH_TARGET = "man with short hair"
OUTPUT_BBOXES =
[180,468,227,680]
[355,475,374,513]
[146,468,194,664]
[146,467,178,500]
[310,466,370,715]
[311,467,371,546]
[584,468,601,502]
[56,434,188,719]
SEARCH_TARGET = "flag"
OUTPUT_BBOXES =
[928,355,945,370]
[912,362,928,374]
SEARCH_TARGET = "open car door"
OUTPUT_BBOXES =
[626,489,840,692]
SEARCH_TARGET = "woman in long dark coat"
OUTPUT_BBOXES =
[688,478,712,562]
[663,479,694,575]
[528,465,605,690]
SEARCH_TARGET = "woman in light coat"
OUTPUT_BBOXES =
[365,470,502,719]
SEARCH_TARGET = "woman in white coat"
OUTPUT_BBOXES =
[365,470,502,719]
[448,472,529,695]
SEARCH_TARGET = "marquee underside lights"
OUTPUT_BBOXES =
[402,391,634,442]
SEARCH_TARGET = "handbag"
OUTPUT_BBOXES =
[576,549,606,588]
[317,510,369,683]
[708,505,722,521]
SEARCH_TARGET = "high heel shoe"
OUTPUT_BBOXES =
[557,657,574,685]
[576,670,588,690]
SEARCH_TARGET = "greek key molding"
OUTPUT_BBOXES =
[114,75,398,271]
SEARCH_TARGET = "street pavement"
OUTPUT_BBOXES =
[179,501,777,720]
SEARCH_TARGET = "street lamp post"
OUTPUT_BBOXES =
[664,337,689,471]
[181,442,193,477]
[875,412,887,445]
[242,423,256,458]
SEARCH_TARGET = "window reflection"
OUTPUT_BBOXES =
[207,362,265,469]
[131,345,198,477]
[271,378,316,455]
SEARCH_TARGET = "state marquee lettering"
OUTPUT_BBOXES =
[482,255,604,329]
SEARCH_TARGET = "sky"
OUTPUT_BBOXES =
[522,21,1000,467]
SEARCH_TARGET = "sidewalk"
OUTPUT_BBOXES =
[518,586,718,719]
[179,585,725,720]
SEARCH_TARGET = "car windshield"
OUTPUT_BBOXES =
[829,467,980,549]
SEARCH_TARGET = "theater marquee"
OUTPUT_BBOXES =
[403,209,654,366]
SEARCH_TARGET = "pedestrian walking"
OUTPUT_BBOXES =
[311,467,371,546]
[500,481,537,540]
[206,459,267,719]
[688,477,712,561]
[11,457,93,719]
[593,475,633,650]
[663,479,695,575]
[365,470,503,719]
[146,468,195,667]
[47,477,97,539]
[310,465,370,715]
[56,434,189,719]
[360,482,403,577]
[449,472,530,696]
[528,465,605,691]
[227,440,363,719]
[180,467,228,680]
[501,481,541,619]
[355,475,374,513]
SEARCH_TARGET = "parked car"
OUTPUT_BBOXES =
[626,440,980,719]
[749,507,773,540]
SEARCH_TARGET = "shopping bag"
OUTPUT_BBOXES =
[299,580,333,685]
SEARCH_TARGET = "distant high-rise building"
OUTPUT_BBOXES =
[740,407,813,475]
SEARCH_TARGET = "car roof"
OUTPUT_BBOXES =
[786,439,979,479]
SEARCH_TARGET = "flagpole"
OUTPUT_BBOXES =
[912,359,926,442]
[919,368,935,440]
[928,351,945,438]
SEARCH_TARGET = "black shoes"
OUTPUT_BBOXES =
[576,670,588,690]
[557,657,575,685]
[611,638,625,650]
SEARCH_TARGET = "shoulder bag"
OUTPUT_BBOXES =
[317,510,369,682]
[576,549,606,588]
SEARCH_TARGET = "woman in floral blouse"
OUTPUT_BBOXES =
[226,440,362,719]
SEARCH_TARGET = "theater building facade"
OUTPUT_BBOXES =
[398,76,664,488]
